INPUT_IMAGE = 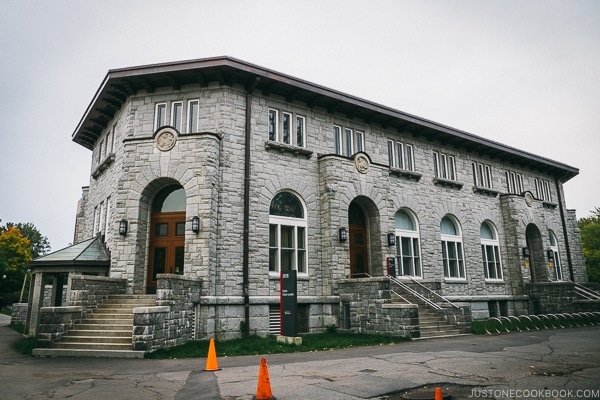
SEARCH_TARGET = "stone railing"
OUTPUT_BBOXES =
[68,275,127,316]
[36,306,83,347]
[133,274,201,351]
[338,277,420,338]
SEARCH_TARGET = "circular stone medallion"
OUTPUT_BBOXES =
[156,128,177,151]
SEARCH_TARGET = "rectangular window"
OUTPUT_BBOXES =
[296,116,305,147]
[268,109,278,141]
[405,144,414,171]
[334,125,342,155]
[387,140,395,167]
[354,131,364,153]
[505,170,523,194]
[482,244,503,280]
[269,224,278,272]
[171,102,183,131]
[155,103,167,130]
[442,240,465,279]
[297,226,306,273]
[187,100,199,133]
[282,112,291,144]
[396,142,405,170]
[472,162,493,189]
[344,128,352,156]
[104,197,111,235]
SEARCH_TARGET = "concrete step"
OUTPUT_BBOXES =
[66,329,131,337]
[86,313,134,320]
[73,323,132,330]
[57,336,132,344]
[52,342,133,351]
[33,348,145,358]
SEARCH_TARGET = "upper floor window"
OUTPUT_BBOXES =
[269,191,307,275]
[505,170,524,194]
[534,178,552,202]
[388,140,415,171]
[440,215,465,279]
[480,221,503,281]
[269,108,305,147]
[155,100,199,133]
[394,209,422,278]
[433,151,456,181]
[472,162,493,189]
[334,126,364,156]
[155,103,167,130]
[188,100,199,133]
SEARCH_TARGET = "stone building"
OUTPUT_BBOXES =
[22,57,592,353]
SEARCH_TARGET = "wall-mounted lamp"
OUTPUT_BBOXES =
[338,227,347,242]
[191,216,200,234]
[387,233,396,246]
[522,247,529,258]
[547,249,554,260]
[119,220,128,236]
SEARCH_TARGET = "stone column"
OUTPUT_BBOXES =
[27,272,46,336]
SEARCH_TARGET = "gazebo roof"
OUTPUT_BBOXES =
[28,236,110,274]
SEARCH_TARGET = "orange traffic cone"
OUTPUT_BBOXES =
[203,338,221,371]
[254,357,275,400]
[435,386,443,400]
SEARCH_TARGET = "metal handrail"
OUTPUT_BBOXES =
[407,277,461,309]
[389,276,441,310]
[390,289,413,305]
[572,282,600,300]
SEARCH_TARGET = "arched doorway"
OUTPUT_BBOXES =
[147,185,186,293]
[349,201,369,277]
[525,223,547,283]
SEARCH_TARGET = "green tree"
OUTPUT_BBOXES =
[0,221,51,259]
[578,208,600,282]
[0,225,33,308]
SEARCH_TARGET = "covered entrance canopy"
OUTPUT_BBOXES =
[25,236,110,335]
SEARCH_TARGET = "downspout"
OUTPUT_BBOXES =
[555,177,575,281]
[243,77,260,336]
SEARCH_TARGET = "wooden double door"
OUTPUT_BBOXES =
[147,211,185,293]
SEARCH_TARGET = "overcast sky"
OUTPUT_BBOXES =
[1,0,598,252]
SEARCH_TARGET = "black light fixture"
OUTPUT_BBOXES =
[338,227,347,242]
[119,220,128,236]
[387,233,396,246]
[522,247,529,258]
[191,216,200,234]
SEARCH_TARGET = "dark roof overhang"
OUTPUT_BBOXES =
[72,56,579,182]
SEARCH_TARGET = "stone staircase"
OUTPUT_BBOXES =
[389,278,470,339]
[33,294,156,358]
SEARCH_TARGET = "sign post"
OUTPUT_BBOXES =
[280,270,297,337]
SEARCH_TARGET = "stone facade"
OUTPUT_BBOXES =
[64,57,587,341]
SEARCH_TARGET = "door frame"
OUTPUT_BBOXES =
[147,211,186,293]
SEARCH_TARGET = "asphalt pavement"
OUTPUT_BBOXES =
[1,313,599,400]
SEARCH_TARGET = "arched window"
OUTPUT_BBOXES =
[548,230,563,281]
[480,221,503,280]
[394,209,422,278]
[269,192,307,274]
[440,215,465,279]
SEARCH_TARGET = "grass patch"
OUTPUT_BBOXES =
[6,324,39,355]
[145,332,409,359]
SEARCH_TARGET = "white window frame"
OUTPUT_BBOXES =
[334,125,342,155]
[394,209,422,278]
[282,112,292,145]
[549,230,563,281]
[104,197,111,237]
[388,140,415,171]
[268,109,279,141]
[268,192,308,276]
[473,162,493,189]
[434,151,456,181]
[155,103,167,131]
[481,221,503,281]
[354,130,364,153]
[506,170,524,194]
[440,216,465,280]
[296,115,305,147]
[187,100,199,133]
[171,101,183,132]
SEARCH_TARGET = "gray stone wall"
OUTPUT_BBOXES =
[132,274,201,351]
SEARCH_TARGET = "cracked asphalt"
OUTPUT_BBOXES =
[1,314,599,399]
